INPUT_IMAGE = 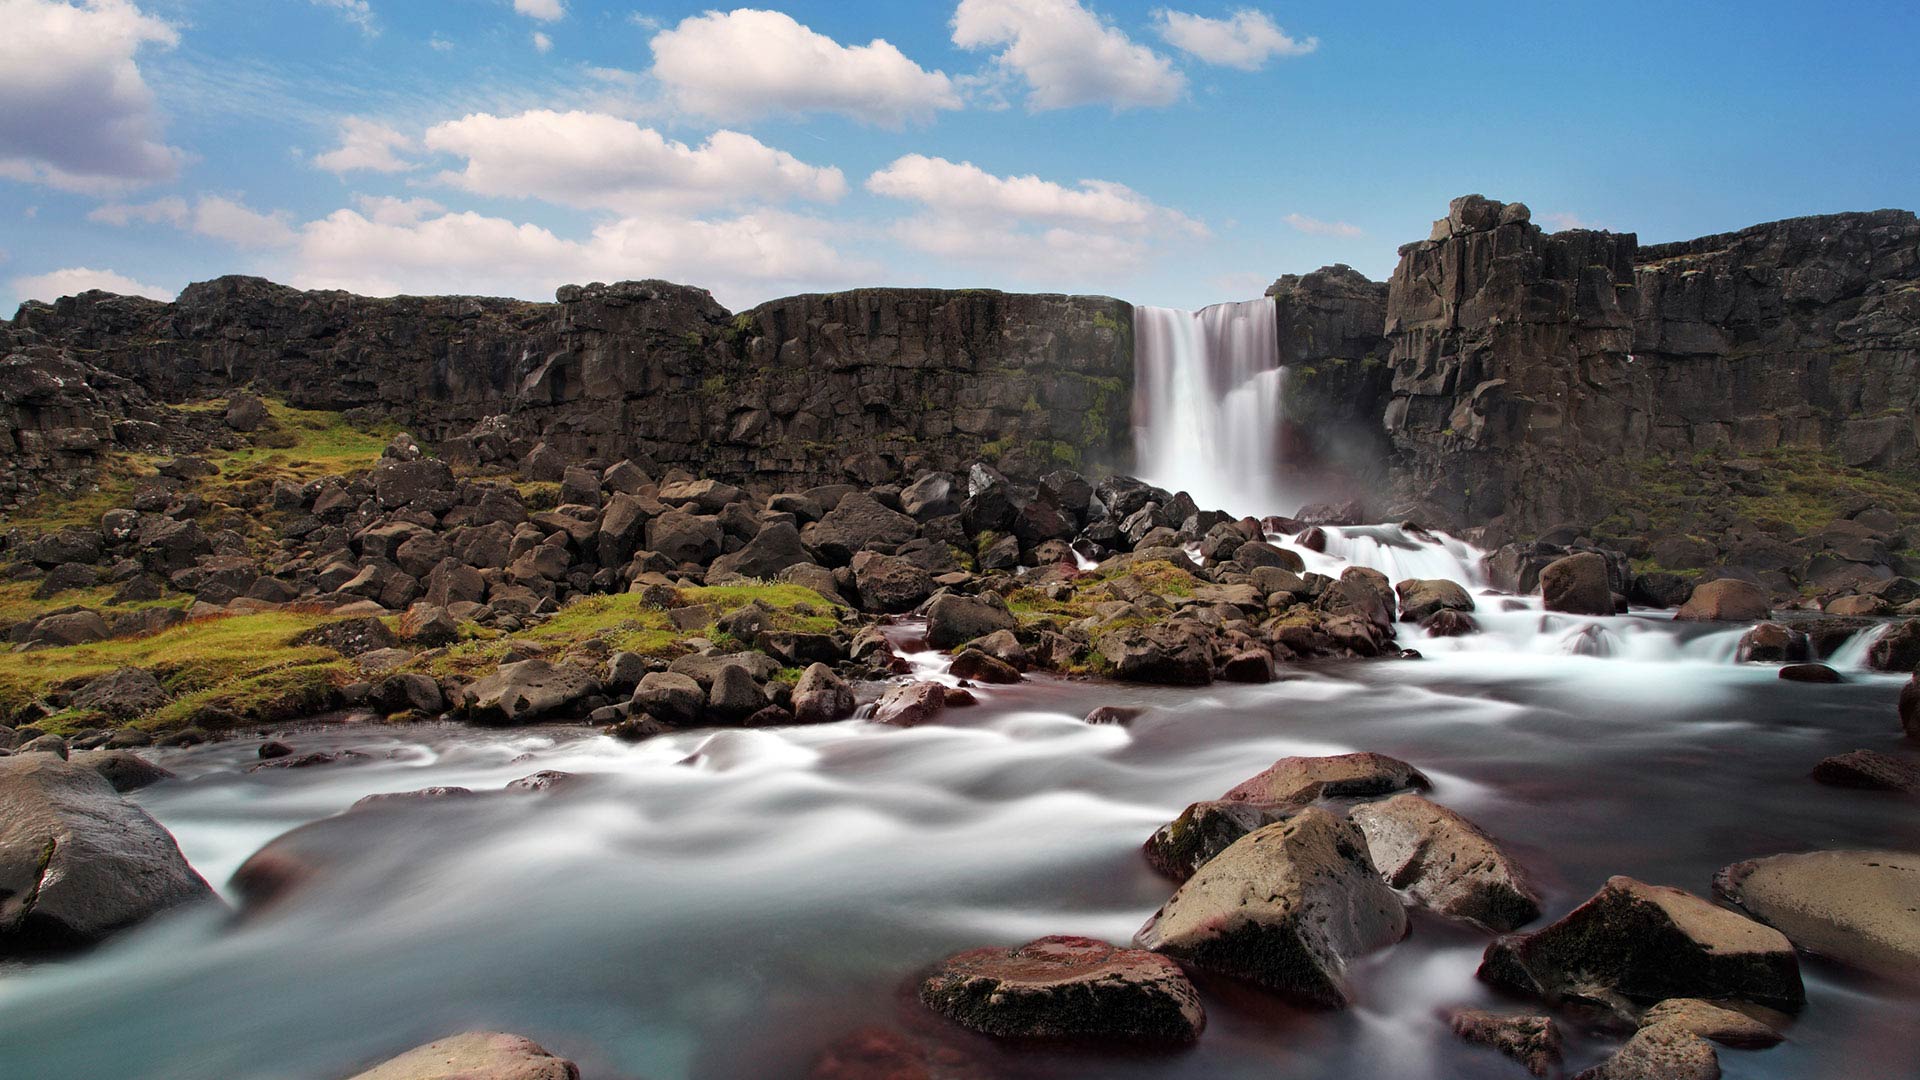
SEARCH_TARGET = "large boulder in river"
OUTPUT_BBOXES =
[1395,578,1475,622]
[924,593,1017,650]
[458,659,598,725]
[0,756,215,952]
[1134,807,1408,1007]
[347,1031,579,1080]
[1221,751,1430,804]
[920,935,1205,1043]
[1674,578,1770,623]
[1539,552,1613,615]
[1142,799,1302,882]
[1479,876,1804,1015]
[869,681,947,727]
[1734,621,1810,663]
[1097,624,1215,685]
[790,663,854,724]
[1350,794,1541,931]
[1868,619,1920,672]
[1713,849,1920,982]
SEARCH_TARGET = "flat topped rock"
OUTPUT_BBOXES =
[347,1031,579,1080]
[1480,876,1804,1018]
[920,935,1204,1042]
[1135,806,1407,1007]
[1714,849,1920,982]
[1220,751,1430,804]
[1811,749,1920,793]
[1351,793,1542,932]
[1574,1024,1719,1080]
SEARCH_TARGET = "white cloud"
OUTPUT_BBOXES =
[1153,8,1315,70]
[428,33,453,51]
[531,30,552,53]
[867,154,1199,233]
[88,195,189,226]
[191,195,298,249]
[1283,212,1361,238]
[289,205,866,310]
[649,9,961,127]
[0,0,185,193]
[423,109,847,213]
[310,0,376,35]
[353,194,447,225]
[1542,211,1599,231]
[11,266,173,303]
[513,0,564,21]
[313,117,416,175]
[951,0,1184,111]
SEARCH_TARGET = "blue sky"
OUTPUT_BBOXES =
[2,0,1916,314]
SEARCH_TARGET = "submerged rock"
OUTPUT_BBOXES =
[806,1028,992,1080]
[0,756,215,953]
[1449,1009,1562,1077]
[1135,807,1407,1007]
[346,1031,579,1080]
[1901,673,1919,739]
[1479,876,1804,1017]
[1810,750,1920,793]
[1350,794,1542,931]
[1779,662,1841,683]
[920,935,1204,1042]
[1573,1025,1719,1080]
[1714,849,1920,982]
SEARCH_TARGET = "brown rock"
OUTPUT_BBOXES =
[1810,749,1920,793]
[1540,552,1614,616]
[1142,798,1303,882]
[1449,1009,1562,1077]
[920,935,1204,1042]
[1350,794,1542,931]
[1714,849,1920,982]
[1220,751,1430,804]
[1674,579,1770,623]
[1573,1025,1719,1080]
[870,681,947,727]
[1639,998,1783,1048]
[346,1031,579,1080]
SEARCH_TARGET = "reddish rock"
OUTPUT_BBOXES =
[1674,579,1771,623]
[1350,794,1542,931]
[948,650,1022,684]
[346,1031,578,1080]
[1779,663,1841,683]
[871,682,948,727]
[1540,552,1613,616]
[1221,751,1430,804]
[1573,1025,1718,1080]
[920,935,1204,1042]
[1811,749,1920,793]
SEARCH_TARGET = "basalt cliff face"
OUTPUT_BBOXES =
[3,278,1132,505]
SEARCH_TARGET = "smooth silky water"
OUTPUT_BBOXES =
[0,598,1914,1080]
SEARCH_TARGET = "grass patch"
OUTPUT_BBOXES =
[1605,448,1920,537]
[0,580,187,628]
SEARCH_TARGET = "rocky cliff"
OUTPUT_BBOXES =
[3,278,1132,502]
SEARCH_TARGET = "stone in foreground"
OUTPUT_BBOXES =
[1479,876,1804,1016]
[347,1031,579,1080]
[1142,798,1303,882]
[920,935,1204,1042]
[0,756,215,953]
[1639,998,1783,1048]
[1449,1009,1562,1077]
[1713,849,1920,982]
[1350,794,1542,931]
[1573,1025,1719,1080]
[1135,807,1407,1007]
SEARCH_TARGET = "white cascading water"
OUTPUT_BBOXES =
[1132,299,1288,516]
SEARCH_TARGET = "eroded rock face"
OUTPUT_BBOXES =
[1134,807,1408,1007]
[1713,849,1920,982]
[1350,794,1542,931]
[1479,876,1804,1016]
[346,1031,579,1080]
[920,935,1204,1043]
[0,756,215,952]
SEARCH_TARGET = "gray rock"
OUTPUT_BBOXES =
[1714,849,1920,982]
[870,681,947,727]
[924,593,1018,650]
[1350,794,1542,931]
[629,671,704,726]
[1810,749,1920,792]
[68,750,172,792]
[458,660,597,726]
[803,492,919,565]
[708,521,812,580]
[790,663,854,724]
[68,667,170,720]
[705,663,767,723]
[851,551,936,613]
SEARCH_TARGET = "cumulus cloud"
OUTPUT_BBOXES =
[1153,8,1315,69]
[0,0,185,193]
[91,193,298,248]
[513,0,563,20]
[88,195,188,226]
[290,204,866,310]
[1283,212,1361,238]
[310,0,376,35]
[423,110,847,213]
[868,154,1203,283]
[11,266,173,302]
[650,9,961,127]
[951,0,1184,111]
[313,117,416,174]
[531,30,552,53]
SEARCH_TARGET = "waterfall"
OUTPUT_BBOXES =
[1132,298,1287,517]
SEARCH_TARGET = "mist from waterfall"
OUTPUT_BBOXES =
[1132,298,1289,518]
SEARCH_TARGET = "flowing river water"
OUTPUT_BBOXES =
[0,534,1915,1079]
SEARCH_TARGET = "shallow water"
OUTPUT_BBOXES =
[1,617,1917,1079]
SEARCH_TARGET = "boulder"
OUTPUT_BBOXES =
[346,1031,579,1080]
[291,617,400,658]
[68,750,172,793]
[1810,750,1920,792]
[657,478,744,514]
[629,671,705,727]
[1449,1009,1562,1078]
[1867,619,1920,672]
[948,650,1021,684]
[705,663,767,723]
[1097,624,1214,686]
[1221,751,1430,804]
[371,458,454,511]
[458,660,597,726]
[1779,662,1842,683]
[805,493,919,565]
[1734,622,1810,663]
[1350,794,1542,931]
[924,593,1017,650]
[1572,1025,1719,1080]
[1540,552,1614,616]
[1713,849,1920,982]
[1142,799,1301,882]
[68,667,170,720]
[1479,876,1804,1015]
[0,756,214,952]
[1396,578,1475,621]
[1639,998,1782,1048]
[790,663,854,725]
[870,681,947,727]
[1903,674,1919,739]
[850,552,935,613]
[920,935,1204,1043]
[1133,807,1408,1007]
[645,510,723,566]
[1422,609,1480,636]
[1674,579,1771,623]
[27,610,110,647]
[709,521,813,580]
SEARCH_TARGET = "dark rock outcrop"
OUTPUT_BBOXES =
[919,935,1205,1043]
